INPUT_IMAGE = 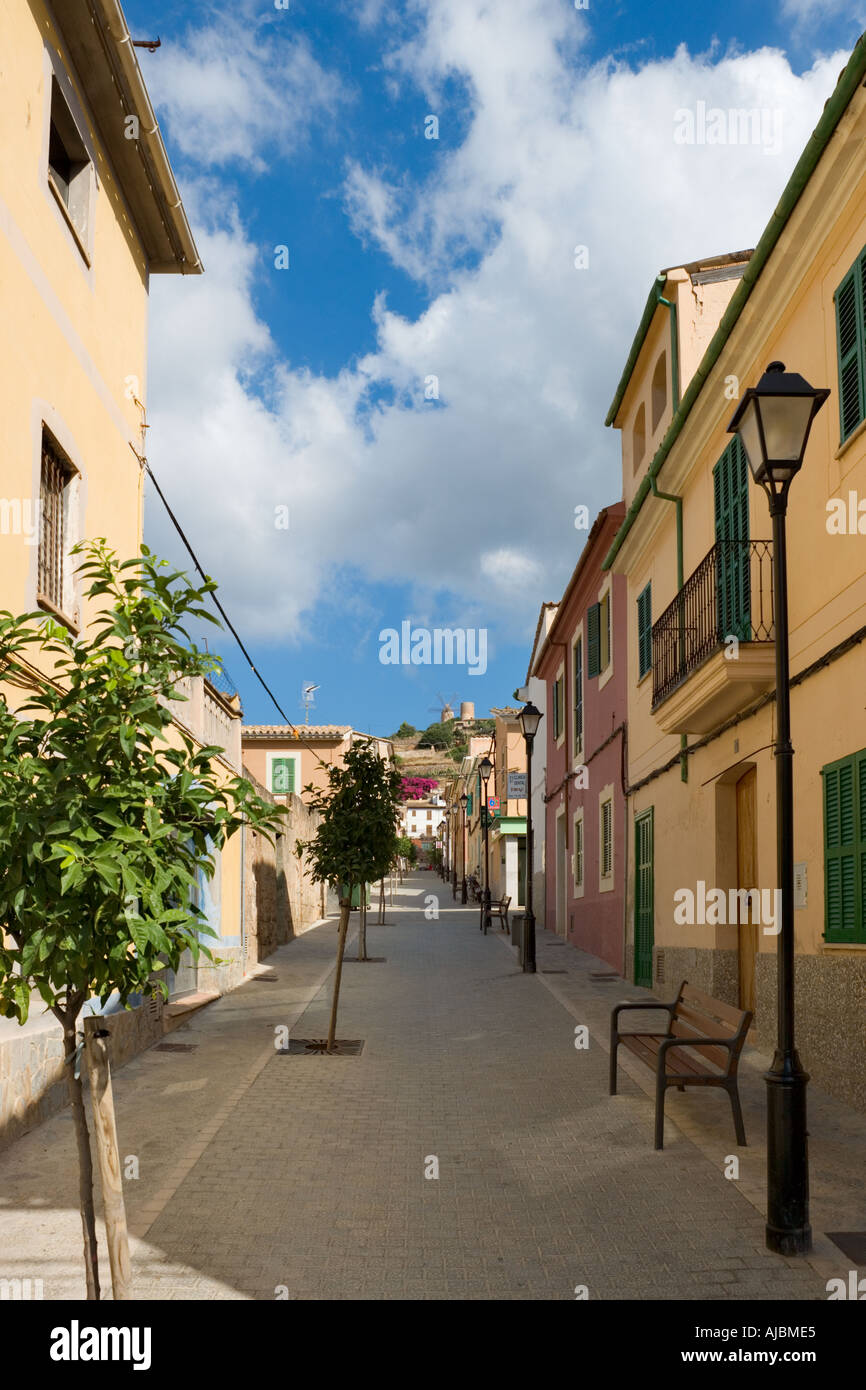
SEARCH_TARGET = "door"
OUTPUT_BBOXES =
[736,768,758,1015]
[556,812,567,937]
[714,437,751,642]
[634,809,654,988]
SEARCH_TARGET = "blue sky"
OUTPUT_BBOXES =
[123,0,865,738]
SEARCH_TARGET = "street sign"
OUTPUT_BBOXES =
[487,796,500,811]
[507,772,527,798]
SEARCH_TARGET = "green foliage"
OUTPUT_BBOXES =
[296,742,403,893]
[391,722,417,739]
[395,833,416,865]
[417,720,455,749]
[0,540,284,1028]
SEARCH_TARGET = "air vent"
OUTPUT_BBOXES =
[655,950,665,985]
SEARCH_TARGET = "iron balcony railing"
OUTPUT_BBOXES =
[651,540,774,709]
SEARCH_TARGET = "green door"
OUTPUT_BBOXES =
[634,809,654,988]
[713,438,751,642]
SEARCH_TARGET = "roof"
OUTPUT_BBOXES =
[603,31,866,570]
[531,504,623,676]
[524,602,558,684]
[604,251,753,429]
[52,0,201,273]
[242,725,351,741]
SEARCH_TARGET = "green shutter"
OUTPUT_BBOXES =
[637,583,652,678]
[467,792,473,817]
[634,809,654,987]
[835,259,865,443]
[713,439,750,643]
[271,757,295,794]
[824,750,866,943]
[573,638,583,752]
[587,602,601,678]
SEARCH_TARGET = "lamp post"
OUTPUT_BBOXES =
[518,701,543,973]
[460,792,468,903]
[450,804,458,899]
[479,755,493,933]
[727,360,829,1256]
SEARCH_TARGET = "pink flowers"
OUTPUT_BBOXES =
[400,776,439,801]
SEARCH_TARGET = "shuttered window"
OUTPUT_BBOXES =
[600,797,613,879]
[637,583,652,679]
[713,437,751,643]
[587,602,600,677]
[823,749,866,944]
[573,813,584,892]
[271,757,296,794]
[552,674,563,740]
[573,637,583,756]
[834,250,866,444]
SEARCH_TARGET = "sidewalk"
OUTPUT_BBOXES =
[0,875,861,1300]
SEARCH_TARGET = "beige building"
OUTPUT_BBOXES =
[242,725,395,804]
[604,33,866,1109]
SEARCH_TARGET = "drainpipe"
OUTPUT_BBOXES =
[651,276,688,784]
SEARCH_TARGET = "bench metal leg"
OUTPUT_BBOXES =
[609,1023,619,1095]
[727,1084,747,1146]
[654,1073,667,1150]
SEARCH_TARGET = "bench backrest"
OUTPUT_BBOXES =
[670,982,752,1073]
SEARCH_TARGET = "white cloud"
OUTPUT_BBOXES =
[144,13,346,172]
[143,0,851,652]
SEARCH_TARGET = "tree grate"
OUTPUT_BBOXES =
[154,1042,198,1052]
[281,1039,365,1056]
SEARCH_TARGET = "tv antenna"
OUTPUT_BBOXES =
[300,682,320,724]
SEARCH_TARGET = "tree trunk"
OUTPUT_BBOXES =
[84,1020,133,1299]
[327,896,352,1053]
[357,892,367,960]
[378,879,385,924]
[60,1014,100,1300]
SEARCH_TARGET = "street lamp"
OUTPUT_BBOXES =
[459,792,468,903]
[450,804,459,899]
[478,755,493,933]
[518,701,543,973]
[727,360,829,1256]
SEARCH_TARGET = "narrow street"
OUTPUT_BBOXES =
[2,875,858,1302]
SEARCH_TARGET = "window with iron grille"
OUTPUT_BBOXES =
[37,434,75,613]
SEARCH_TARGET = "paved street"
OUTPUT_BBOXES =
[1,875,862,1301]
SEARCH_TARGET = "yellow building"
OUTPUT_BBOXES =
[242,725,395,804]
[604,33,866,1109]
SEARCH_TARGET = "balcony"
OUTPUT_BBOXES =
[651,540,774,734]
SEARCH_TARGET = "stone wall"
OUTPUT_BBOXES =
[242,778,328,970]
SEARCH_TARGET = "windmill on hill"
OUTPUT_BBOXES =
[428,690,459,724]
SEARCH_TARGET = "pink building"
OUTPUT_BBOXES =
[532,504,627,974]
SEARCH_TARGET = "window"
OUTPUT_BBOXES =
[573,636,583,758]
[573,811,584,896]
[270,756,297,795]
[637,583,652,679]
[632,403,646,474]
[599,592,611,672]
[651,353,667,433]
[37,431,77,619]
[552,672,564,741]
[47,77,92,255]
[834,248,866,444]
[823,749,866,944]
[599,789,614,892]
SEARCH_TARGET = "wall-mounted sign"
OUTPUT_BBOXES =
[507,772,527,798]
[487,796,500,811]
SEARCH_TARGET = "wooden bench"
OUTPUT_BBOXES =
[609,981,752,1150]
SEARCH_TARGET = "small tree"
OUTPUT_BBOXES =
[0,541,283,1299]
[297,744,402,1039]
[417,720,454,750]
[391,722,417,739]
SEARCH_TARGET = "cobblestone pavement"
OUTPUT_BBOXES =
[1,876,860,1300]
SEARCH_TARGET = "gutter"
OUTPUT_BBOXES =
[93,0,202,274]
[602,28,866,572]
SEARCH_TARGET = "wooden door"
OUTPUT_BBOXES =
[634,809,654,988]
[736,768,758,1015]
